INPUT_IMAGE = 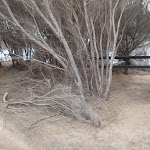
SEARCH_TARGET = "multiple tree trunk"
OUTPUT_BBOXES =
[0,0,128,100]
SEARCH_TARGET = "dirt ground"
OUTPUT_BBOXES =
[0,61,150,150]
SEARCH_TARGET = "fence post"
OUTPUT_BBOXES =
[125,57,129,75]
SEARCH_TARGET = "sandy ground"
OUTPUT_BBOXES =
[0,61,150,150]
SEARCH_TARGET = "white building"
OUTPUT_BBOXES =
[0,37,11,62]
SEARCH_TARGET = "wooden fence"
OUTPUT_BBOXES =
[112,56,150,75]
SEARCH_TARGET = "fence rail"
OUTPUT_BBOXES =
[111,56,150,74]
[1,55,150,74]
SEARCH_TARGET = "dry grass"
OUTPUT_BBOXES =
[1,62,150,150]
[1,65,103,127]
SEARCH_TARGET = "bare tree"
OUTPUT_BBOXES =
[0,0,128,125]
[142,0,150,7]
[117,0,150,56]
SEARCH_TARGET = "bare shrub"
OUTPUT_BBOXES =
[0,0,130,126]
[3,71,103,127]
[0,0,128,99]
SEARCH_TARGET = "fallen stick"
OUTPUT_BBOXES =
[3,92,8,103]
[25,113,59,131]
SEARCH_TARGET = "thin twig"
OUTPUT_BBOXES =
[25,113,59,131]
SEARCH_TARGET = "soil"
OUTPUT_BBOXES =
[0,61,150,150]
